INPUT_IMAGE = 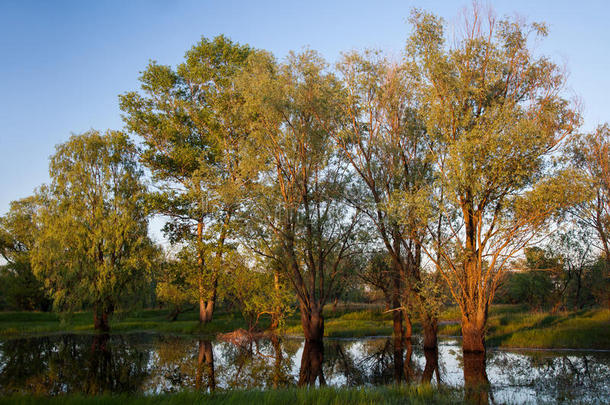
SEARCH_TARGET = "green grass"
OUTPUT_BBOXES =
[1,304,609,349]
[0,385,464,405]
[438,306,610,349]
[0,308,250,337]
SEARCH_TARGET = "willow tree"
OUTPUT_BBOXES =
[407,8,581,352]
[31,130,155,331]
[336,49,440,347]
[0,197,49,310]
[120,35,253,323]
[239,50,358,342]
[571,125,610,264]
[570,124,610,306]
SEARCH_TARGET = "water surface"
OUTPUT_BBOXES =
[0,333,608,403]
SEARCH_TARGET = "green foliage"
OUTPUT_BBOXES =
[119,34,254,239]
[405,7,581,340]
[30,130,157,319]
[238,48,359,326]
[0,197,50,310]
[155,248,198,313]
[120,35,256,319]
[225,256,294,330]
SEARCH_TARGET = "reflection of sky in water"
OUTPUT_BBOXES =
[0,333,608,403]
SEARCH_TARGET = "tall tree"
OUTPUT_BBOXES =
[406,7,581,352]
[120,35,253,323]
[335,49,438,346]
[31,130,156,331]
[239,50,358,341]
[570,124,610,267]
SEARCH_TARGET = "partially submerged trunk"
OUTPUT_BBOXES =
[460,205,488,354]
[422,314,438,349]
[391,256,405,340]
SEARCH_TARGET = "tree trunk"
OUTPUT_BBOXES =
[404,311,412,340]
[392,305,404,341]
[199,284,217,324]
[422,314,438,349]
[391,259,404,340]
[301,305,324,341]
[462,315,486,353]
[199,295,207,323]
[93,303,111,332]
[270,270,281,330]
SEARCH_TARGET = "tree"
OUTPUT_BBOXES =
[495,247,558,310]
[120,35,254,324]
[155,247,198,321]
[335,49,439,347]
[570,124,610,270]
[225,253,294,331]
[31,130,156,331]
[406,6,581,352]
[239,50,359,341]
[0,197,50,310]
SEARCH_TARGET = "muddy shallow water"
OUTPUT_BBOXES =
[0,333,608,403]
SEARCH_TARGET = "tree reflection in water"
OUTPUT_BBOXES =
[421,347,439,384]
[393,337,404,384]
[463,351,490,405]
[1,334,609,402]
[298,339,325,386]
[0,334,150,395]
[195,340,215,391]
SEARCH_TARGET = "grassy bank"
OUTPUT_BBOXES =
[0,386,463,405]
[1,304,608,350]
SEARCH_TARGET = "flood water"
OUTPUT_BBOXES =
[0,332,609,403]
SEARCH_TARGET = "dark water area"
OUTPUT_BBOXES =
[0,333,609,403]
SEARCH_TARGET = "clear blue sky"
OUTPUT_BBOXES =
[1,0,608,241]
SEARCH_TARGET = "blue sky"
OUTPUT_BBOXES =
[1,0,608,242]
